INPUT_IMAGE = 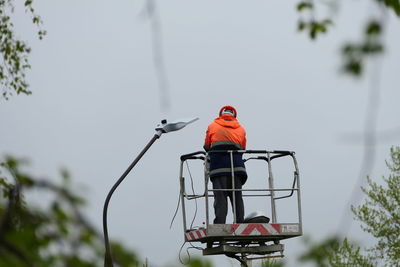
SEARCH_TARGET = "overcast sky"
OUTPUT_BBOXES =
[1,0,400,266]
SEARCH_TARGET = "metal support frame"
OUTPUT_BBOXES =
[203,243,284,256]
[179,161,188,233]
[178,149,303,261]
[204,157,210,228]
[266,152,277,223]
[179,150,302,232]
[292,155,303,233]
[230,151,237,224]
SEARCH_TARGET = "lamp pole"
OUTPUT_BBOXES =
[102,118,198,267]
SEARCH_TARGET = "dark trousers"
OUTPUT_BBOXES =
[211,175,244,224]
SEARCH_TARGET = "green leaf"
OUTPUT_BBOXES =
[342,44,357,55]
[60,168,71,182]
[365,21,381,35]
[377,0,400,17]
[297,1,313,11]
[343,60,362,76]
[322,19,333,26]
[297,21,306,31]
[309,23,317,39]
[52,202,69,222]
[361,43,383,54]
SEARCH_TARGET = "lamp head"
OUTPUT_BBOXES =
[155,117,199,134]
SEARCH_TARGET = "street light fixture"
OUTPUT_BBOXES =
[103,118,198,267]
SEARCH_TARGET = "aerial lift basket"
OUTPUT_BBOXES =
[178,150,302,261]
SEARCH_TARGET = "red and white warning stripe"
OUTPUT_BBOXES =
[185,228,207,242]
[231,224,281,236]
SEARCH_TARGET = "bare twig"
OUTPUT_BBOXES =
[146,0,171,110]
[338,6,389,235]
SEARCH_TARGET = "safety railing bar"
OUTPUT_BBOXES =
[270,154,291,161]
[185,195,206,200]
[243,157,256,162]
[230,151,237,224]
[267,188,299,192]
[208,150,266,154]
[244,154,294,163]
[267,151,277,223]
[208,188,299,192]
[242,194,272,197]
[207,150,294,154]
[185,194,206,197]
[274,195,293,200]
[192,194,271,200]
[272,174,298,200]
[291,154,303,231]
[186,192,300,199]
[180,151,206,161]
[187,195,292,199]
[205,194,273,198]
[181,156,206,161]
[179,163,187,232]
[181,176,208,196]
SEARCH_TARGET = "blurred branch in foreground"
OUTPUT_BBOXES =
[0,156,141,267]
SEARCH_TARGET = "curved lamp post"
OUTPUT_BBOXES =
[103,118,198,267]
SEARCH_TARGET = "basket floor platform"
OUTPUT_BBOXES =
[185,223,301,243]
[185,223,301,256]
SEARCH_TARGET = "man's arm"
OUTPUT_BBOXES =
[241,128,247,149]
[204,127,211,151]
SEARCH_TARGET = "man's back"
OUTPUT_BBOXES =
[204,115,246,151]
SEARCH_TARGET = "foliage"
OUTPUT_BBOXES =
[351,146,400,266]
[341,20,384,76]
[0,156,141,267]
[183,257,213,267]
[299,147,400,267]
[295,0,391,77]
[377,0,400,16]
[296,1,333,40]
[261,258,285,267]
[0,0,45,100]
[299,235,376,266]
[331,238,375,266]
[1,0,398,99]
[299,236,341,267]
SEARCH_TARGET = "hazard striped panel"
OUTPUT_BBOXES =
[231,224,281,236]
[185,228,207,242]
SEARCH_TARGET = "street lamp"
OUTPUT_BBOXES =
[103,118,198,267]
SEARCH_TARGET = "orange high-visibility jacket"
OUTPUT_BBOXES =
[204,115,246,151]
[204,115,247,180]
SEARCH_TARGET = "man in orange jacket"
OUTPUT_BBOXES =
[204,105,247,224]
